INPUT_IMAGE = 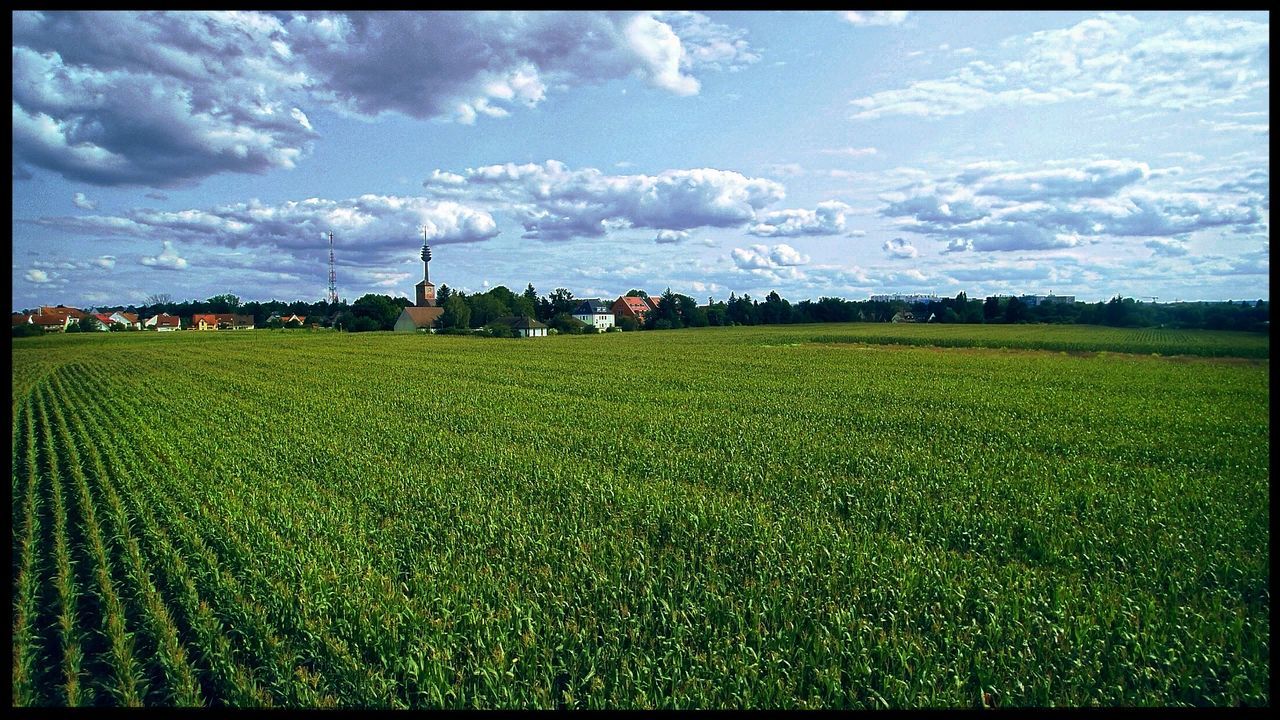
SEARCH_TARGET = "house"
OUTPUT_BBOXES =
[144,313,181,331]
[89,313,115,331]
[39,305,88,321]
[573,299,615,331]
[28,314,71,332]
[108,311,141,329]
[191,313,220,330]
[509,316,548,337]
[393,306,443,332]
[279,313,306,326]
[612,295,654,326]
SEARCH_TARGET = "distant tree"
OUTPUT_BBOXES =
[351,293,401,330]
[348,316,380,333]
[146,293,172,306]
[468,293,509,328]
[440,294,471,329]
[648,288,682,329]
[705,302,727,326]
[678,294,708,327]
[206,293,241,313]
[436,284,453,306]
[77,316,100,333]
[548,313,588,334]
[760,290,791,324]
[1004,296,1028,324]
[983,296,1003,322]
[548,288,577,317]
[511,294,537,319]
[625,289,649,298]
[617,316,639,332]
[523,283,538,306]
[285,319,303,329]
[12,323,42,338]
[941,307,961,323]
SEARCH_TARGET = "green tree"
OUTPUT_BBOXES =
[548,288,577,316]
[617,316,639,332]
[468,293,509,327]
[548,313,588,334]
[1004,296,1028,324]
[206,293,241,313]
[625,289,649,298]
[440,294,471,329]
[351,293,402,330]
[983,296,1003,322]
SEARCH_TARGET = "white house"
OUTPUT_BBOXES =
[572,299,615,331]
[145,313,181,331]
[108,311,141,329]
[510,316,549,337]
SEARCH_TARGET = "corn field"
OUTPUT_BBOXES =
[10,324,1270,707]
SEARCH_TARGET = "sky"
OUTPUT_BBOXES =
[10,10,1271,310]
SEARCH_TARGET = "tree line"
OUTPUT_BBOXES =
[18,288,1269,335]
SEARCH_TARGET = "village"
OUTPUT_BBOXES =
[11,239,1265,337]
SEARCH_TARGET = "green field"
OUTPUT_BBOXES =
[11,324,1270,707]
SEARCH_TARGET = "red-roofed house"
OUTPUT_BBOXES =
[89,313,115,331]
[109,311,140,329]
[613,295,654,325]
[39,306,88,321]
[144,313,181,331]
[30,314,72,332]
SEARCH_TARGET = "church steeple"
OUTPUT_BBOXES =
[415,228,436,307]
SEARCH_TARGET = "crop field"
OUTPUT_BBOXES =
[10,324,1270,707]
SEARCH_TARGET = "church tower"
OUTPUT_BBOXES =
[415,241,436,307]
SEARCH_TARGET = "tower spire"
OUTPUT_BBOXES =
[420,226,432,283]
[327,232,338,305]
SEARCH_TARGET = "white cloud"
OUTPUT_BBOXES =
[839,12,909,27]
[93,255,116,269]
[748,201,851,237]
[24,268,51,283]
[140,241,189,270]
[880,156,1266,252]
[821,146,878,158]
[12,11,758,186]
[883,237,919,258]
[731,243,811,270]
[423,160,785,240]
[72,192,97,210]
[655,229,690,244]
[850,13,1269,119]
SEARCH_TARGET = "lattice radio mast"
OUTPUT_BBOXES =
[327,231,338,305]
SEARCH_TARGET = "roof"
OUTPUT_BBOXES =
[150,314,180,326]
[120,312,139,323]
[615,296,652,314]
[508,316,547,329]
[31,314,68,326]
[40,306,87,319]
[12,314,31,325]
[575,299,612,314]
[192,313,219,325]
[398,306,443,327]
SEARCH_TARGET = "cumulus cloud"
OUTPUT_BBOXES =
[1145,238,1190,257]
[33,194,501,274]
[72,192,97,210]
[748,201,850,237]
[850,13,1269,119]
[93,255,117,269]
[880,157,1265,252]
[422,160,785,240]
[883,237,919,258]
[12,11,758,186]
[839,12,909,27]
[25,268,52,283]
[655,229,690,244]
[731,243,810,270]
[821,146,878,158]
[140,241,189,270]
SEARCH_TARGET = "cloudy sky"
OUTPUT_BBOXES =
[11,10,1270,309]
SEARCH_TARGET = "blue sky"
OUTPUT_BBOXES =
[11,10,1270,310]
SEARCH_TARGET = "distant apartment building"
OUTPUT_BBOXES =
[1019,294,1076,307]
[870,293,945,304]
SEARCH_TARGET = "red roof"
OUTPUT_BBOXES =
[40,306,87,319]
[150,314,180,327]
[93,313,114,324]
[119,312,139,323]
[12,313,31,326]
[614,296,653,318]
[31,314,67,327]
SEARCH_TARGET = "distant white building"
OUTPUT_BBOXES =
[870,293,945,304]
[572,299,615,331]
[1020,294,1076,307]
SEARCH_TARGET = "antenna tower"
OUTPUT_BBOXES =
[327,232,338,305]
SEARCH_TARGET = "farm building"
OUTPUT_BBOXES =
[573,299,615,331]
[394,306,443,332]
